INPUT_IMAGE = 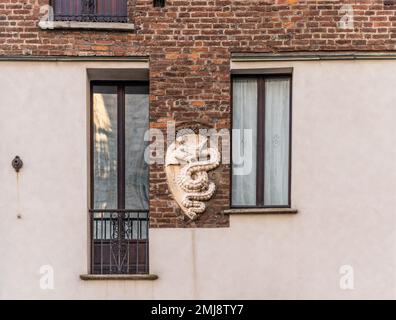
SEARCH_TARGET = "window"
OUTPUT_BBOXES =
[52,0,128,23]
[232,75,292,208]
[90,82,149,274]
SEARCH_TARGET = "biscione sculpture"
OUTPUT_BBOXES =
[165,132,220,220]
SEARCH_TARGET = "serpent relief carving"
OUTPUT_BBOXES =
[165,132,220,220]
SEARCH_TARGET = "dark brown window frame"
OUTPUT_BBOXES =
[230,74,293,209]
[90,80,150,210]
[89,80,150,275]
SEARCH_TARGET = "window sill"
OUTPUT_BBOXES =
[38,21,135,31]
[80,274,158,281]
[223,208,298,215]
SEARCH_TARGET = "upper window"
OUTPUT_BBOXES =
[52,0,128,23]
[232,75,292,208]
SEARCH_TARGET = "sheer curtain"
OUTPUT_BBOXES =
[232,78,257,206]
[264,79,290,206]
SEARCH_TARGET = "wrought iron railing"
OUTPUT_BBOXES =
[52,0,128,23]
[90,209,149,274]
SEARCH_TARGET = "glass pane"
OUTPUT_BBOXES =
[264,78,290,206]
[93,212,117,240]
[93,85,118,209]
[232,78,258,206]
[125,85,149,210]
[124,212,148,240]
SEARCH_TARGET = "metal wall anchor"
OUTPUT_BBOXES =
[12,156,23,173]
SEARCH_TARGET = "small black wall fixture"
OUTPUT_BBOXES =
[154,0,165,7]
[12,156,23,173]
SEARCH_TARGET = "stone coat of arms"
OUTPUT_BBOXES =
[165,131,220,220]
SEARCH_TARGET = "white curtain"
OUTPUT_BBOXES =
[232,78,257,206]
[264,79,290,206]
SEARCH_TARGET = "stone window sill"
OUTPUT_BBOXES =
[223,208,298,215]
[38,21,135,31]
[80,274,158,281]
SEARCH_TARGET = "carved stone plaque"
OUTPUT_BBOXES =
[165,132,220,220]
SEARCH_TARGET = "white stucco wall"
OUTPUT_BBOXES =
[0,60,395,299]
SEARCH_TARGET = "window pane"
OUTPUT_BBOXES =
[125,85,149,210]
[264,78,290,206]
[53,0,128,23]
[93,86,118,209]
[124,212,149,240]
[232,78,257,206]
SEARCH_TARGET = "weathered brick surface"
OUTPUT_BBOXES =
[1,0,395,227]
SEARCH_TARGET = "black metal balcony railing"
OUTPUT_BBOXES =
[53,0,128,23]
[90,209,149,275]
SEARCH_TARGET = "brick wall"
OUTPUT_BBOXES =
[1,0,395,227]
